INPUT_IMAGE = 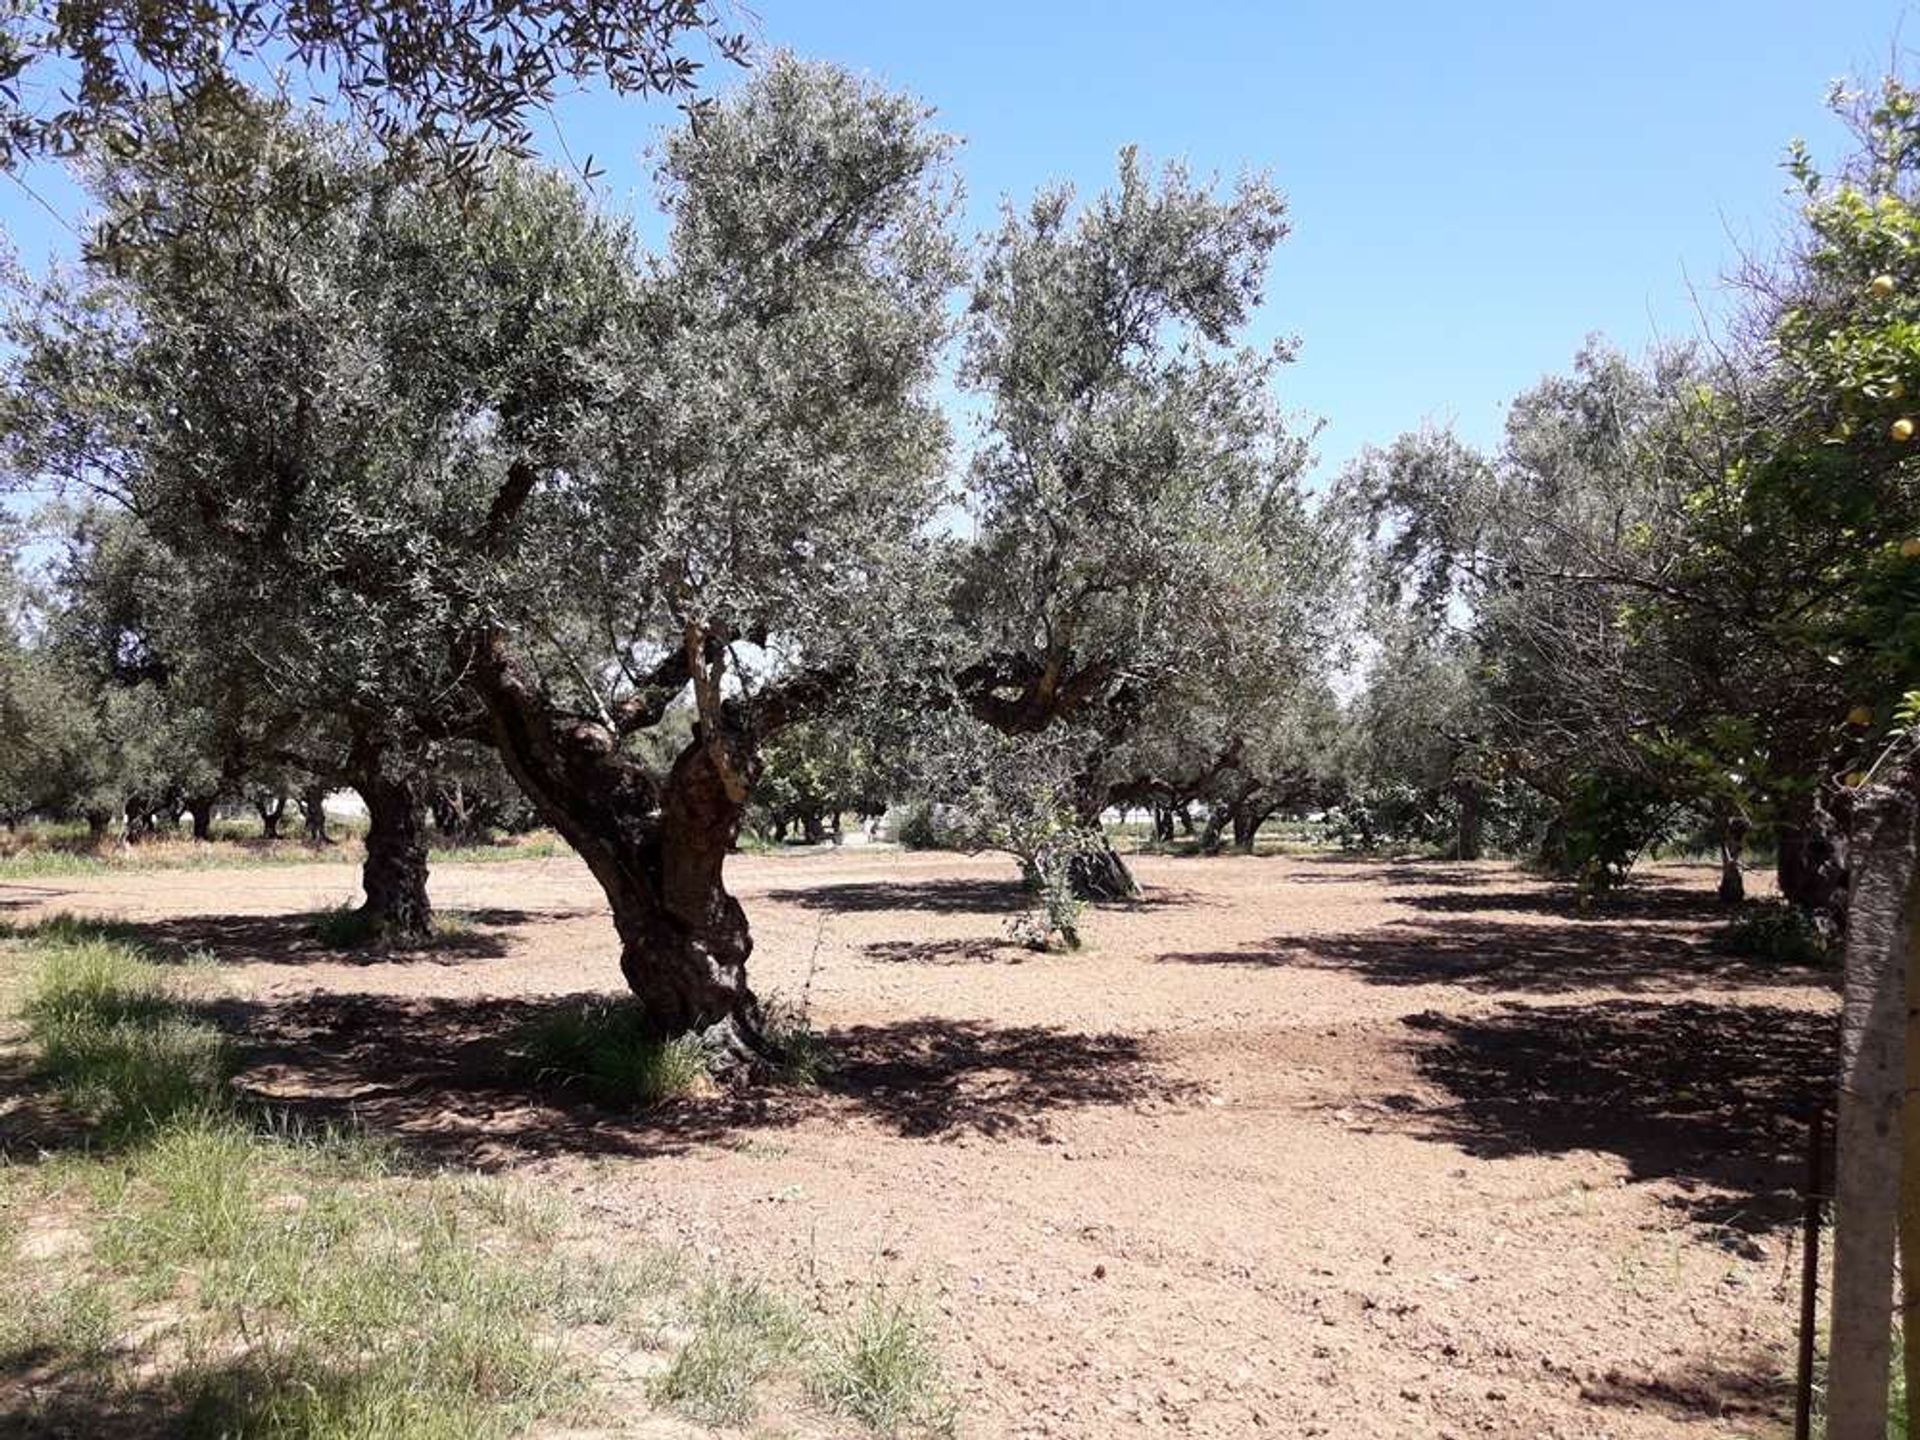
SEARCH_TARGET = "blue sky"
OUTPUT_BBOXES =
[2,0,1912,481]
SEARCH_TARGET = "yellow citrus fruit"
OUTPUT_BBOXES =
[1872,273,1898,297]
[1894,417,1916,442]
[1847,705,1875,726]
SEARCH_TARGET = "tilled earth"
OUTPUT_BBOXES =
[1,848,1837,1439]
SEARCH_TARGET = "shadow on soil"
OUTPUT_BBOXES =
[863,937,1022,965]
[1160,882,1832,998]
[1162,862,1836,1238]
[767,875,1199,917]
[1402,998,1834,1235]
[3,908,561,967]
[1577,1353,1793,1426]
[141,991,1195,1167]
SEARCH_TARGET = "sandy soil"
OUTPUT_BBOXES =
[0,848,1837,1440]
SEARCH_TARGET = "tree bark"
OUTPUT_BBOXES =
[1779,790,1849,934]
[463,633,769,1054]
[300,783,331,844]
[1068,780,1139,900]
[1151,804,1175,844]
[1717,813,1749,905]
[349,743,433,942]
[253,793,287,841]
[185,795,217,842]
[1828,778,1913,1440]
[1067,836,1141,900]
[85,809,110,844]
[1453,780,1483,862]
[1905,837,1920,1440]
[1231,804,1254,853]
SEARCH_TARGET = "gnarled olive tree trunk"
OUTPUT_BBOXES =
[300,783,331,844]
[186,794,217,842]
[1717,813,1749,905]
[464,634,768,1055]
[1069,779,1139,901]
[254,792,288,841]
[1778,789,1849,934]
[347,739,433,942]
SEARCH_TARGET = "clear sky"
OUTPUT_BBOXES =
[2,0,1913,481]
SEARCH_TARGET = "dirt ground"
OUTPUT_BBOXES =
[0,847,1837,1440]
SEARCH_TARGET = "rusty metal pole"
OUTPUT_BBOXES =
[1795,1107,1825,1440]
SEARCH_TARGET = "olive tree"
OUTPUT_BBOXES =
[955,149,1337,896]
[5,60,959,1047]
[458,59,960,1051]
[0,0,744,181]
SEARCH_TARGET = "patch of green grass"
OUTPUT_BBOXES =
[762,996,835,1088]
[650,1274,806,1425]
[307,902,480,951]
[510,999,712,1108]
[0,825,563,880]
[0,1276,115,1375]
[1719,900,1832,966]
[14,925,230,1135]
[0,920,961,1438]
[811,1287,956,1438]
[432,833,564,864]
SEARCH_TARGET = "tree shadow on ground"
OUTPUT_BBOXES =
[5,908,549,967]
[1275,863,1499,888]
[191,991,1191,1167]
[0,885,78,915]
[1397,998,1835,1235]
[1576,1352,1791,1426]
[765,876,1200,916]
[767,877,1029,914]
[863,937,1025,965]
[1159,913,1831,997]
[1395,885,1721,922]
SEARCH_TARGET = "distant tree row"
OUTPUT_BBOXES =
[1336,80,1920,940]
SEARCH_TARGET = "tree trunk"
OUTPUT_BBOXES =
[1232,804,1258,853]
[85,809,110,844]
[1779,790,1850,935]
[186,795,216,842]
[1067,780,1139,900]
[1717,813,1749,905]
[800,810,825,845]
[1067,836,1141,900]
[1151,804,1174,844]
[300,784,331,844]
[1198,802,1228,856]
[349,744,433,943]
[1454,780,1483,862]
[1905,837,1920,1440]
[1828,778,1913,1440]
[254,794,287,841]
[463,633,768,1055]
